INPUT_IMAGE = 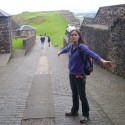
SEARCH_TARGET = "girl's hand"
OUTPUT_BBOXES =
[100,59,115,69]
[58,52,61,56]
[103,61,114,68]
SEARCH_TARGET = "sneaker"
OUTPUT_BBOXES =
[80,116,90,123]
[65,112,79,116]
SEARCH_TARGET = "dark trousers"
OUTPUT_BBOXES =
[69,74,90,117]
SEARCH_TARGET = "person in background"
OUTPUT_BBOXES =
[58,29,114,123]
[70,24,76,31]
[66,24,76,39]
[65,24,70,36]
[40,36,45,49]
[47,36,51,47]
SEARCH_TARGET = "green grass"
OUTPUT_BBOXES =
[14,11,69,48]
[12,38,23,49]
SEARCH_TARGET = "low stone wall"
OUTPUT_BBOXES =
[12,30,20,38]
[23,36,36,55]
[63,37,69,47]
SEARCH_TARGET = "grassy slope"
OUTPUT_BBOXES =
[15,11,68,48]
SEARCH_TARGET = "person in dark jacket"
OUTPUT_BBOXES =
[47,36,51,47]
[58,29,114,123]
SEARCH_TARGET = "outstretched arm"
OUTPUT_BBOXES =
[80,44,115,69]
[58,44,71,56]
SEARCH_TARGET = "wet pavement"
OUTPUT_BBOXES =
[0,36,125,125]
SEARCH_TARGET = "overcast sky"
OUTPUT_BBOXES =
[0,0,125,15]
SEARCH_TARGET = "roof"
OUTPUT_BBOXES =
[0,9,11,17]
[17,25,36,31]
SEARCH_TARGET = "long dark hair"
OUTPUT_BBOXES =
[70,29,84,44]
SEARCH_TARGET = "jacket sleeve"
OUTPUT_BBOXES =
[59,44,71,54]
[79,44,101,61]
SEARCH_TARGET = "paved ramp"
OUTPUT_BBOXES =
[22,74,54,119]
[0,53,11,66]
[22,46,55,124]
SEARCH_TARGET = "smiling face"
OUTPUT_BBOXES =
[70,30,80,45]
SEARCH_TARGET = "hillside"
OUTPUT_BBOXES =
[13,11,69,48]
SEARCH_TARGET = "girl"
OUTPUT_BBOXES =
[58,29,114,123]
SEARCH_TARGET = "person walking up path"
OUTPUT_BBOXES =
[47,36,51,47]
[40,35,45,49]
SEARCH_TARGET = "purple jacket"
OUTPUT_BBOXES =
[60,43,101,75]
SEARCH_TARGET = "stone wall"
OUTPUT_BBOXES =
[81,26,110,60]
[23,36,36,55]
[82,18,95,25]
[63,37,68,47]
[108,17,125,77]
[95,4,125,26]
[11,18,20,30]
[82,4,125,26]
[81,4,125,78]
[0,17,12,53]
